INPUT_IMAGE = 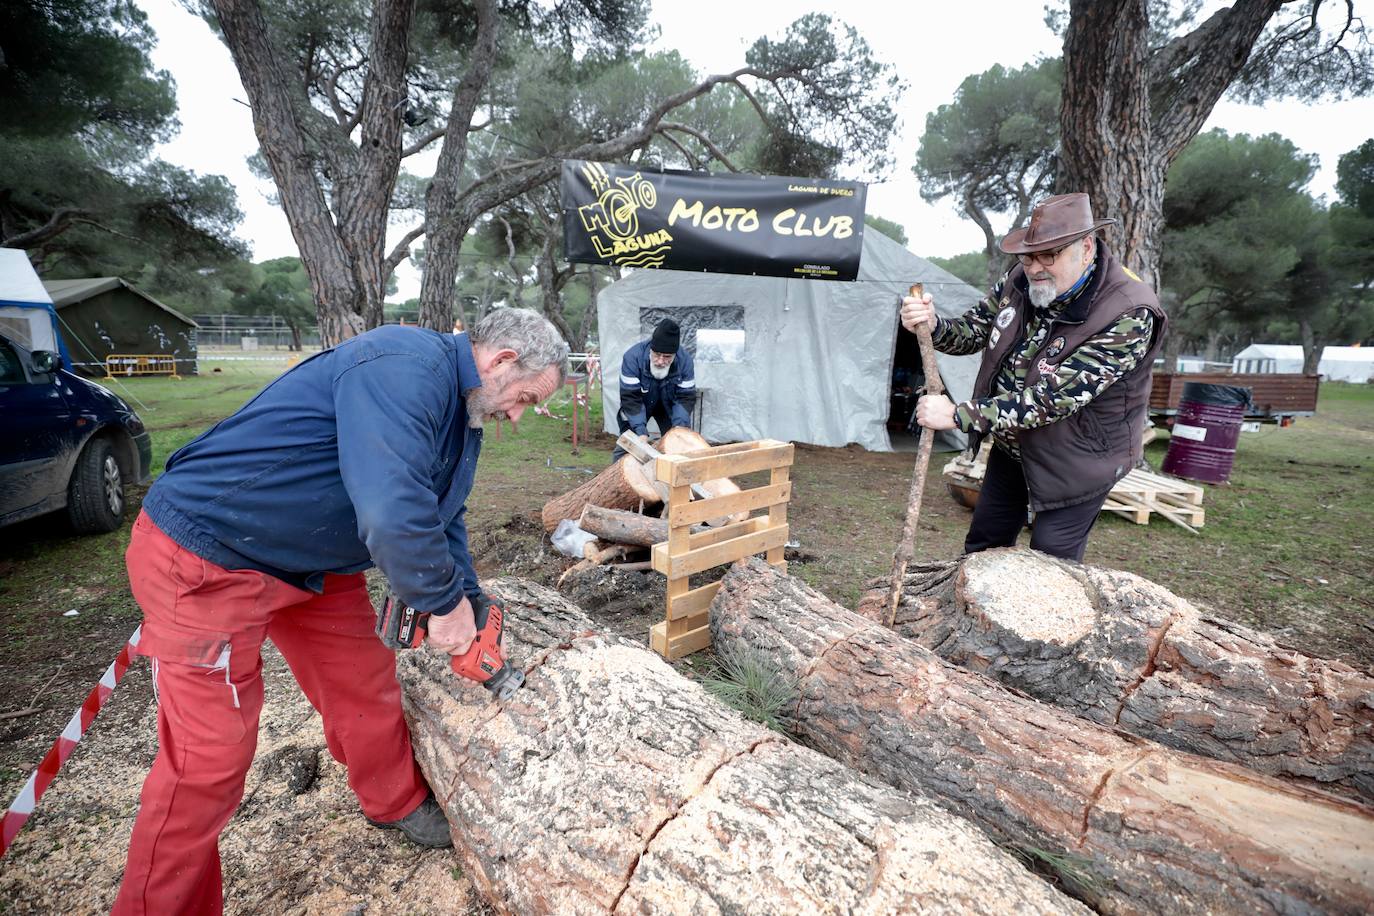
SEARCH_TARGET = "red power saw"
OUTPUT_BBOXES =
[375,592,525,700]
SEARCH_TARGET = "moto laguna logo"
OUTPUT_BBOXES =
[574,162,673,268]
[561,159,867,281]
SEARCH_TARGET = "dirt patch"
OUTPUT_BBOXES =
[470,513,563,586]
[0,650,487,916]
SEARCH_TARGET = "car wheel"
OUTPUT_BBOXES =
[68,438,124,534]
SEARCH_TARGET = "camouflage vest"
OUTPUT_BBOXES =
[972,243,1168,511]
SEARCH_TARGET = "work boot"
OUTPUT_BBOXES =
[366,795,453,848]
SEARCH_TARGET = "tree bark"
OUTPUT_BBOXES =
[715,558,1374,915]
[541,457,662,532]
[397,578,1087,916]
[864,548,1374,800]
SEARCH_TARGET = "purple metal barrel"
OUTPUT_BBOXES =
[1162,382,1252,484]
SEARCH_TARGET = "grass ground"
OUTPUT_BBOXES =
[1,362,1371,798]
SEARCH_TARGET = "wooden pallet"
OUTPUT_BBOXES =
[649,439,794,660]
[1101,469,1205,531]
[943,450,1206,532]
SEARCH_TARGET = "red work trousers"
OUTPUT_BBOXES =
[112,512,427,915]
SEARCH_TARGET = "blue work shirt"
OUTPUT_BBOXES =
[618,339,696,434]
[142,326,483,615]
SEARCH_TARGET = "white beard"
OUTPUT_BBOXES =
[649,362,670,380]
[1027,280,1057,308]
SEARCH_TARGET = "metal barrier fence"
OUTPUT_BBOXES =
[191,314,320,350]
[105,354,180,378]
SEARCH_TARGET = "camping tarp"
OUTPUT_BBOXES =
[597,229,987,452]
[0,248,72,370]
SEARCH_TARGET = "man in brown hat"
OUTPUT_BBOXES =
[900,192,1168,561]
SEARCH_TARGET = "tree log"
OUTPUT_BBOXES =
[541,456,662,532]
[579,505,705,547]
[715,558,1374,915]
[862,548,1374,801]
[397,578,1085,916]
[657,427,748,524]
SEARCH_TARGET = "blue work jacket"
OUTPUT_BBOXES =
[142,326,483,615]
[618,339,696,434]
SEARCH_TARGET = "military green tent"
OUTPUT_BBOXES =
[41,277,198,377]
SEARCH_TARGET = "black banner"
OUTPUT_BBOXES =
[561,160,866,281]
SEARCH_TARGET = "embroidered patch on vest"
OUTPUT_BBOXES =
[996,306,1015,329]
[1036,358,1056,377]
[988,328,1001,349]
[1045,335,1066,357]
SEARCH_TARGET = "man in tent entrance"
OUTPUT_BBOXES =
[901,193,1169,562]
[613,318,697,459]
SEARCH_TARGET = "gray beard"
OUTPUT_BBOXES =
[649,362,670,380]
[465,389,491,428]
[1027,281,1057,309]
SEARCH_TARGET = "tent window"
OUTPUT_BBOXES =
[696,328,745,363]
[638,305,745,363]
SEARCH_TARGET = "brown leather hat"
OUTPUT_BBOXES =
[999,192,1115,255]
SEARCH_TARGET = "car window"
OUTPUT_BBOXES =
[0,338,26,384]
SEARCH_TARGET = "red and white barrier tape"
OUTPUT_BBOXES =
[0,625,142,858]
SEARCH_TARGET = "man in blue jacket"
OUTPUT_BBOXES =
[613,318,696,459]
[113,309,567,915]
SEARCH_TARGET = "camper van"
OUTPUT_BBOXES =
[1,252,152,533]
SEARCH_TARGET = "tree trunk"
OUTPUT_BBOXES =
[578,505,676,547]
[397,578,1087,916]
[1298,317,1324,374]
[961,187,1001,294]
[868,548,1374,800]
[536,230,577,346]
[334,0,415,332]
[417,0,500,332]
[578,266,600,352]
[211,0,371,345]
[714,559,1374,915]
[1059,0,1284,291]
[1059,0,1162,287]
[541,457,663,532]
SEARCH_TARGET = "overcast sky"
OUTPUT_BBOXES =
[138,0,1374,299]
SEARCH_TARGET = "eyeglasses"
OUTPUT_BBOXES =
[1017,243,1072,268]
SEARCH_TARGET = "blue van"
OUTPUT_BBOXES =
[0,252,152,533]
[0,333,152,532]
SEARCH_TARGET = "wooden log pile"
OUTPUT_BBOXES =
[542,428,744,586]
[714,558,1374,915]
[396,578,1085,915]
[858,547,1374,800]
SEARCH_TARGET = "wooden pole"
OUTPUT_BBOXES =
[885,283,944,628]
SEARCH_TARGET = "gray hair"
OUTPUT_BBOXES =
[470,308,569,384]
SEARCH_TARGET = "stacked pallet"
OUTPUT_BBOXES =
[1101,468,1205,531]
[942,450,1207,531]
